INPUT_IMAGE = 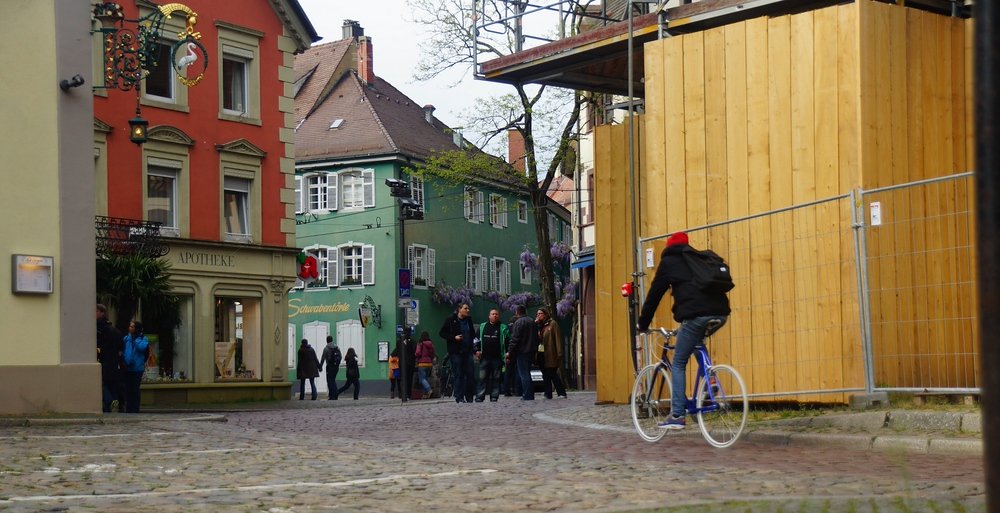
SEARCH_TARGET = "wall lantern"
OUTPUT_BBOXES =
[92,1,208,145]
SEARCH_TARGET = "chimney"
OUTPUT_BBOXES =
[357,35,374,84]
[423,105,435,124]
[342,20,363,40]
[508,128,526,173]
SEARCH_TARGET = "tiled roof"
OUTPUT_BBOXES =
[546,175,575,209]
[294,42,460,162]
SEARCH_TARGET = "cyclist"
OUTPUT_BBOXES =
[636,231,730,429]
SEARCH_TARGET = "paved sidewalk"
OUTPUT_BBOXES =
[0,392,983,455]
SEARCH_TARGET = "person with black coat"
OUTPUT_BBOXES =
[439,303,476,403]
[319,335,342,400]
[637,231,731,429]
[296,339,320,400]
[506,304,540,401]
[96,304,123,413]
[336,347,361,400]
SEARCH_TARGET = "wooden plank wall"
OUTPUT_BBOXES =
[859,2,978,390]
[594,1,976,403]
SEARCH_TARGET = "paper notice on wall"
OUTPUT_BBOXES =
[870,202,882,226]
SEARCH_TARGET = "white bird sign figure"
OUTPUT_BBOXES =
[177,42,197,74]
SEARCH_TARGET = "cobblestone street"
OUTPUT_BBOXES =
[0,393,985,512]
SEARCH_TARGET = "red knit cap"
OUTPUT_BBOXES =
[666,232,689,247]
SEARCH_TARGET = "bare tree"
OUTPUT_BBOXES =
[407,0,583,317]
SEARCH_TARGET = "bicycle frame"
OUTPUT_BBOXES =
[650,329,722,415]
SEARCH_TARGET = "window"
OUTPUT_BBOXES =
[336,319,365,368]
[466,253,487,294]
[298,169,373,213]
[223,176,251,242]
[520,262,532,285]
[218,24,261,123]
[306,243,374,288]
[490,257,511,294]
[464,187,484,223]
[408,244,436,288]
[147,164,178,233]
[307,173,335,211]
[301,247,332,289]
[341,172,364,209]
[517,200,528,223]
[341,245,363,286]
[222,56,247,114]
[489,194,507,228]
[144,41,175,102]
[410,175,424,208]
[214,297,261,382]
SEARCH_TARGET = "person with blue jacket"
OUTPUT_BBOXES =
[121,320,150,413]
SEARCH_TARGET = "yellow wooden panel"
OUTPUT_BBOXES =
[683,33,708,231]
[594,124,614,402]
[746,15,773,396]
[814,6,842,400]
[704,26,729,226]
[767,14,796,395]
[663,36,687,231]
[837,2,863,391]
[643,40,666,238]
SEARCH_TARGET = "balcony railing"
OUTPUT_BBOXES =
[95,216,170,258]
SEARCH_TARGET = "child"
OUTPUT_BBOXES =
[388,348,401,399]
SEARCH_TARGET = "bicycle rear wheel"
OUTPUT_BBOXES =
[630,364,672,442]
[695,364,748,448]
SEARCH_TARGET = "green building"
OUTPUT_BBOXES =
[290,23,569,395]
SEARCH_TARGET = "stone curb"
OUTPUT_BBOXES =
[0,413,226,427]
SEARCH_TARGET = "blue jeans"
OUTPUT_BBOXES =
[671,316,727,418]
[450,352,475,402]
[417,366,431,393]
[516,352,535,400]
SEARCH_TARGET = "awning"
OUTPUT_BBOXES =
[570,254,595,269]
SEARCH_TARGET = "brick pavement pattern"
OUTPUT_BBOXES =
[0,393,984,512]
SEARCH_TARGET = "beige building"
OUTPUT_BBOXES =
[0,1,98,414]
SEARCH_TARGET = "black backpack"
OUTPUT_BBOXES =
[681,247,735,293]
[331,347,342,367]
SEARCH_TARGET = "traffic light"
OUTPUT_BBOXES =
[385,178,411,197]
[399,197,424,220]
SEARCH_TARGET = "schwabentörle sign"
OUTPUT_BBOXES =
[175,250,236,268]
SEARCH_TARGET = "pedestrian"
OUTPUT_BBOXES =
[475,308,508,402]
[506,304,540,400]
[535,307,567,399]
[414,331,436,399]
[400,328,417,401]
[336,347,361,400]
[96,304,124,413]
[296,339,320,400]
[318,335,342,400]
[121,320,149,413]
[388,348,401,399]
[439,303,476,403]
[636,231,731,429]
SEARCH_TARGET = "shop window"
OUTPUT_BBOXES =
[214,297,261,381]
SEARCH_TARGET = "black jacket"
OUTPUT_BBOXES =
[97,319,123,380]
[439,312,475,355]
[638,243,731,329]
[507,315,540,355]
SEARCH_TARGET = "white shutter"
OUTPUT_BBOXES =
[489,257,497,291]
[478,258,488,295]
[294,176,303,214]
[362,169,375,208]
[503,260,511,294]
[463,188,472,220]
[466,254,473,288]
[476,191,485,223]
[328,247,338,287]
[327,173,338,211]
[407,245,415,276]
[501,197,508,228]
[427,248,436,287]
[361,244,375,285]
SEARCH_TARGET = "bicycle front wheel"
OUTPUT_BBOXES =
[630,364,673,442]
[695,364,748,448]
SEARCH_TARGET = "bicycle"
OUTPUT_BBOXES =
[630,321,748,448]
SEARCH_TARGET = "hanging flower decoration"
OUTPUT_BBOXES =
[431,282,475,308]
[557,281,579,319]
[519,247,539,274]
[550,241,573,265]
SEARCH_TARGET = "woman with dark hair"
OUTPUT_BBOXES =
[336,347,361,400]
[296,339,320,400]
[122,320,150,413]
[415,331,436,399]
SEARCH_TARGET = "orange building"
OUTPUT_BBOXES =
[93,0,318,404]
